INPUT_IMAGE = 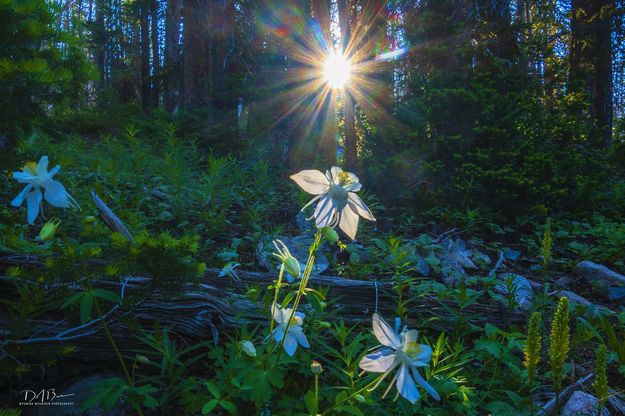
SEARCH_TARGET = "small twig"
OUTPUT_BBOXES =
[91,190,134,242]
[433,227,458,244]
[536,373,594,415]
[488,251,506,278]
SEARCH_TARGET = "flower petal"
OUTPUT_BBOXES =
[37,156,49,177]
[272,304,284,324]
[48,165,61,179]
[293,328,309,348]
[26,188,43,225]
[346,171,360,184]
[343,182,362,192]
[411,367,440,401]
[413,344,433,366]
[338,207,359,240]
[290,170,329,195]
[11,184,33,207]
[44,180,70,208]
[330,166,343,182]
[396,365,420,404]
[372,314,401,348]
[314,195,337,228]
[347,193,375,221]
[359,349,397,373]
[12,172,37,183]
[273,327,284,343]
[283,333,298,356]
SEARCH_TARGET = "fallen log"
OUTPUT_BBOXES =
[0,266,529,360]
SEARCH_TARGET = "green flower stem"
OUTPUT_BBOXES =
[273,231,322,367]
[314,374,319,415]
[320,373,386,416]
[266,263,285,366]
[86,280,144,416]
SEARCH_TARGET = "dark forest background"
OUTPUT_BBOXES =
[2,0,625,227]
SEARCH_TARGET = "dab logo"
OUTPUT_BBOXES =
[19,388,75,406]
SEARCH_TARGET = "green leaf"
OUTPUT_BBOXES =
[335,391,348,405]
[219,400,236,412]
[62,292,84,309]
[205,381,220,399]
[484,323,500,338]
[201,399,219,414]
[80,292,94,323]
[304,390,316,415]
[93,289,121,304]
[335,405,364,415]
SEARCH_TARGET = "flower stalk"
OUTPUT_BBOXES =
[273,231,322,366]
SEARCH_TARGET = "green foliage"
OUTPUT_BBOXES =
[524,312,542,386]
[549,297,570,400]
[592,344,609,413]
[0,0,94,137]
[540,219,552,269]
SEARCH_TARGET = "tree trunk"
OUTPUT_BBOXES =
[208,0,227,109]
[95,0,106,84]
[150,0,160,107]
[182,0,209,109]
[569,0,614,147]
[140,0,151,109]
[165,0,182,112]
[0,267,529,360]
[337,0,357,170]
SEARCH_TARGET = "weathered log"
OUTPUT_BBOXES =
[0,266,528,361]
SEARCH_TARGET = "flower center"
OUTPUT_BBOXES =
[24,162,38,175]
[328,182,349,208]
[403,341,423,359]
[336,171,352,186]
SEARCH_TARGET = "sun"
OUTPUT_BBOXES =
[323,51,351,89]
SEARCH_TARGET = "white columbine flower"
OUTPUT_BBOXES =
[11,156,79,225]
[271,304,310,357]
[290,166,375,240]
[359,314,440,404]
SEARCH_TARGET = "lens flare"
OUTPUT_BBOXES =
[323,51,351,88]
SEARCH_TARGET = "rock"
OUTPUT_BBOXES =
[494,273,533,310]
[551,290,593,307]
[257,234,329,279]
[32,372,130,416]
[556,276,571,288]
[441,238,476,286]
[295,211,314,235]
[576,261,625,289]
[528,279,543,290]
[562,391,609,416]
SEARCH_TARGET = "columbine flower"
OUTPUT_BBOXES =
[272,240,301,283]
[271,304,310,356]
[290,166,375,240]
[359,314,440,404]
[11,156,79,224]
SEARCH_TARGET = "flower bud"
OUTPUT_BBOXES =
[239,340,257,357]
[83,215,97,224]
[136,354,150,364]
[272,240,301,280]
[39,218,61,241]
[284,256,301,280]
[310,360,323,375]
[321,227,339,243]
